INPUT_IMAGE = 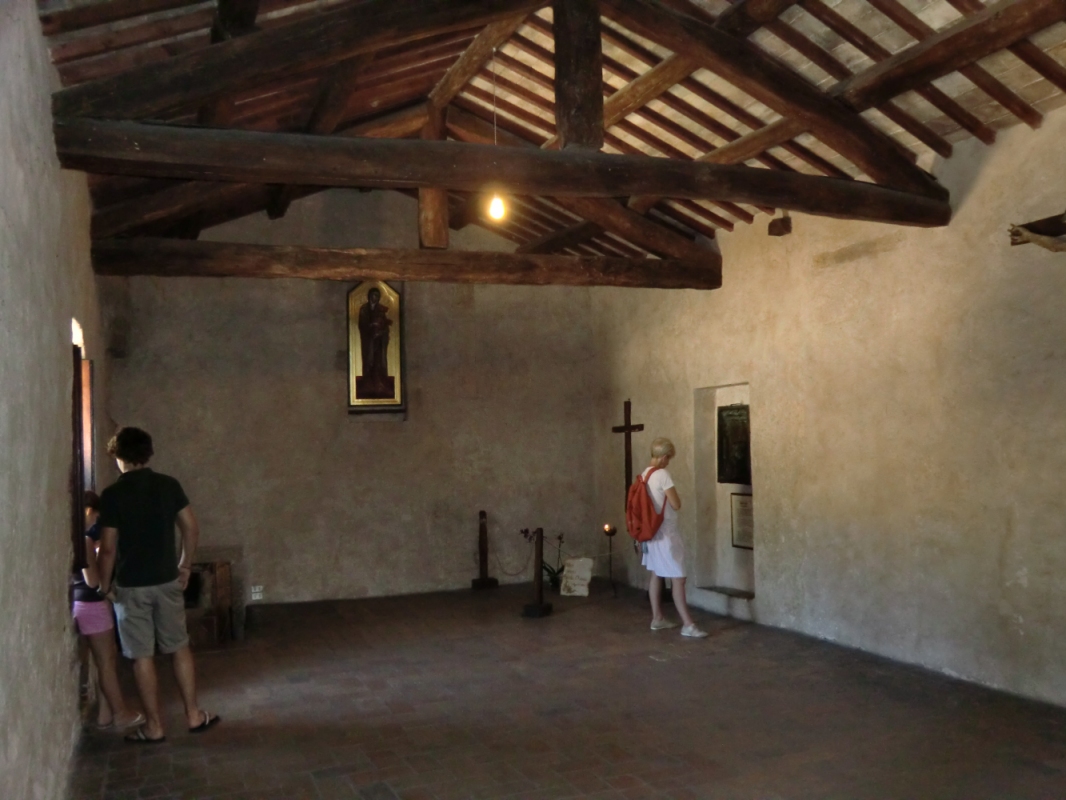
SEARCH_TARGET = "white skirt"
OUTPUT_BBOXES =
[641,522,686,578]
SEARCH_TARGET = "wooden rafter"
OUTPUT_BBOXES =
[517,221,605,254]
[52,0,549,119]
[799,0,997,145]
[40,0,202,37]
[862,0,1042,129]
[540,1,800,152]
[197,0,262,127]
[833,0,1066,114]
[628,118,805,214]
[445,107,722,261]
[89,104,430,239]
[944,0,1066,94]
[92,238,724,290]
[759,17,953,158]
[602,0,947,200]
[268,53,377,220]
[427,14,530,110]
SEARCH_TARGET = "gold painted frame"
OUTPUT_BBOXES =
[347,281,405,413]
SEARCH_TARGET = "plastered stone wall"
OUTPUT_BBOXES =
[0,0,101,795]
[104,191,602,605]
[591,106,1066,706]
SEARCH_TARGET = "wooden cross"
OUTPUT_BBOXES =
[611,399,644,507]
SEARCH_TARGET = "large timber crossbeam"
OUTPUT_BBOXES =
[54,118,951,226]
[91,238,723,290]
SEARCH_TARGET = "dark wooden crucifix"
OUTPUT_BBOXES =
[612,399,644,507]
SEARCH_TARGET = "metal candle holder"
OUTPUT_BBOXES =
[603,524,617,597]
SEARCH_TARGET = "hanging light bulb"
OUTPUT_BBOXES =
[488,194,506,221]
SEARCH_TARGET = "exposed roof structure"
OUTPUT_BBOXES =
[39,0,1066,287]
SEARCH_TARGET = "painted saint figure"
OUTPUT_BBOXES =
[356,287,395,399]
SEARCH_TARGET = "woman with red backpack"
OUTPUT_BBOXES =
[638,438,707,638]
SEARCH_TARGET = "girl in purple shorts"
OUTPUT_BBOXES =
[72,492,143,730]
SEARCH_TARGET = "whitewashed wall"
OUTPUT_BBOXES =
[591,106,1066,706]
[103,191,603,605]
[0,0,101,795]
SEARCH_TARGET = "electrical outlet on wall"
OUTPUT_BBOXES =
[250,585,264,601]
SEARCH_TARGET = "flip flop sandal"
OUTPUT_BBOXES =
[189,711,221,733]
[124,726,166,745]
[113,713,146,731]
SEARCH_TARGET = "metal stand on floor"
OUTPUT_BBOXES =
[471,510,499,590]
[522,528,552,618]
[604,524,617,597]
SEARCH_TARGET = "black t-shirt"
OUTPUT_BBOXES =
[99,468,190,588]
[71,521,104,603]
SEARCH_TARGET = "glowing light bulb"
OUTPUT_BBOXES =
[488,195,506,221]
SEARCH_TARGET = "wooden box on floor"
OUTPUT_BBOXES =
[184,561,232,649]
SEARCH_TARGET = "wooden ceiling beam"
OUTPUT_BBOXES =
[212,0,259,41]
[511,29,799,182]
[799,0,997,144]
[445,106,719,262]
[49,6,216,65]
[761,18,952,158]
[419,106,450,249]
[552,0,605,150]
[52,0,549,119]
[57,115,949,227]
[597,25,858,175]
[517,221,605,254]
[89,104,428,239]
[715,0,801,37]
[40,0,202,37]
[627,117,805,214]
[198,0,262,127]
[833,0,1066,113]
[944,0,1066,94]
[600,0,946,200]
[92,238,724,290]
[541,1,799,149]
[267,53,377,220]
[93,181,254,239]
[863,0,1042,128]
[428,14,530,110]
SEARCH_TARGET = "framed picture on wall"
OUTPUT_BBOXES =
[717,404,752,484]
[731,493,754,550]
[347,281,406,414]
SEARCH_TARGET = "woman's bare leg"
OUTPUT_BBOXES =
[671,577,696,627]
[87,631,140,727]
[649,574,664,622]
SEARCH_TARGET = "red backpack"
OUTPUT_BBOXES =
[626,467,666,543]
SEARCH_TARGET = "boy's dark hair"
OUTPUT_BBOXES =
[83,491,100,511]
[107,427,154,465]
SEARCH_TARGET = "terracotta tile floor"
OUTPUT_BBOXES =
[70,582,1066,799]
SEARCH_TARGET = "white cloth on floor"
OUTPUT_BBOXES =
[639,467,687,578]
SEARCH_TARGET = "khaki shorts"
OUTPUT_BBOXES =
[113,580,189,659]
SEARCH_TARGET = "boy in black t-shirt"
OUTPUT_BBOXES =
[98,427,220,743]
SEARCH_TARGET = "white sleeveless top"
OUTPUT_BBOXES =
[640,467,686,578]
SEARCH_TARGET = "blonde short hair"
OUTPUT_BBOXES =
[651,437,676,459]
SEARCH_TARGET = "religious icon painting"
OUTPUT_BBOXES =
[347,281,405,414]
[717,404,752,485]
